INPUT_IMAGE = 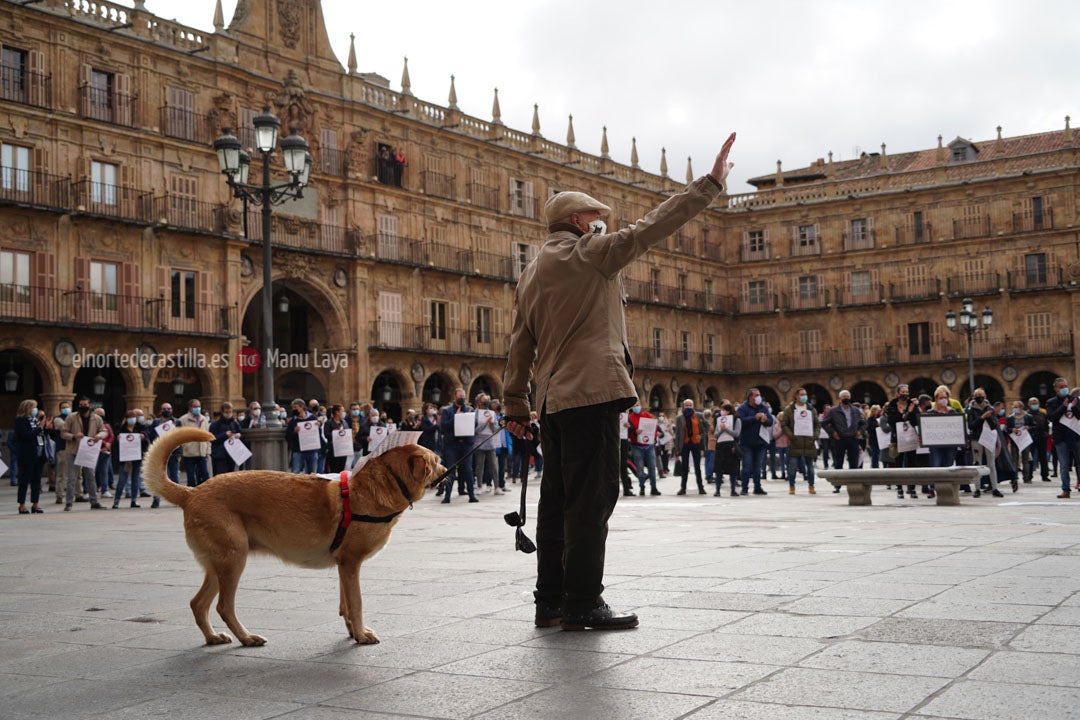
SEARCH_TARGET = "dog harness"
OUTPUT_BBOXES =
[330,470,415,552]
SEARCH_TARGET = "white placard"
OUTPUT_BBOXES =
[657,428,673,446]
[74,437,102,469]
[759,422,773,444]
[978,423,999,453]
[298,420,321,451]
[118,433,142,463]
[332,427,353,457]
[619,413,629,440]
[896,422,920,453]
[454,412,476,437]
[477,409,495,431]
[0,457,7,478]
[224,437,252,466]
[715,415,736,440]
[368,425,389,451]
[1059,413,1080,437]
[1011,427,1034,453]
[637,417,657,446]
[793,408,814,437]
[387,422,397,434]
[875,427,891,452]
[155,420,174,437]
[919,414,967,447]
[349,430,423,481]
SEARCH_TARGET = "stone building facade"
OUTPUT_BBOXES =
[0,0,1076,425]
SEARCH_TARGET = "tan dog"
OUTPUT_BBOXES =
[143,427,444,646]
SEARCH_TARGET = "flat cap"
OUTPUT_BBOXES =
[544,191,611,225]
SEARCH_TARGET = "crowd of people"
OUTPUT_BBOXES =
[4,388,546,514]
[7,376,1079,514]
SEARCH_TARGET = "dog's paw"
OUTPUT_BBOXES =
[354,627,380,645]
[205,633,233,645]
[239,634,267,647]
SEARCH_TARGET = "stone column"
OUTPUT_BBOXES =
[243,426,287,471]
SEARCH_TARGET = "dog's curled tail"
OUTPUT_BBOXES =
[143,427,213,508]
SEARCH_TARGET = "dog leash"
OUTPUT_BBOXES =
[431,418,507,493]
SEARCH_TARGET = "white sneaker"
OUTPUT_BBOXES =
[494,488,505,495]
[102,491,113,498]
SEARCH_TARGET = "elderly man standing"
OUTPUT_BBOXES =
[504,133,736,631]
[822,389,866,470]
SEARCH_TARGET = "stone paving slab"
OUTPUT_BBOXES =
[1,476,1079,719]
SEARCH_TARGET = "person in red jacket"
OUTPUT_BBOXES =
[628,401,661,496]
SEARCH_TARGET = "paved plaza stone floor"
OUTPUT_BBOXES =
[2,473,1079,719]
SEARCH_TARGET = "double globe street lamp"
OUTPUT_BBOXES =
[945,297,993,400]
[213,107,311,428]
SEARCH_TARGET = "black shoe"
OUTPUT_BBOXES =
[833,486,841,493]
[111,504,119,510]
[534,601,562,628]
[992,489,1004,498]
[64,504,72,511]
[31,507,43,514]
[714,491,722,497]
[150,500,160,508]
[18,508,29,515]
[139,491,151,498]
[90,503,106,510]
[623,489,635,497]
[698,487,706,495]
[130,503,141,508]
[753,488,767,495]
[731,490,740,497]
[650,488,661,496]
[676,488,686,495]
[561,603,638,631]
[468,496,479,503]
[441,496,451,504]
[897,491,904,499]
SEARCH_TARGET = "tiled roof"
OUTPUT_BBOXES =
[747,128,1076,188]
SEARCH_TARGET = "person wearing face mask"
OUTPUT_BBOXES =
[438,387,478,503]
[1025,396,1050,483]
[285,398,319,474]
[674,399,708,495]
[821,390,867,474]
[627,401,660,496]
[209,402,243,477]
[965,389,1004,498]
[112,409,147,509]
[419,402,440,454]
[13,399,47,514]
[177,398,211,487]
[924,386,964,474]
[736,387,774,495]
[322,404,349,474]
[884,384,922,498]
[145,403,180,499]
[781,389,820,494]
[1005,400,1035,486]
[48,401,72,504]
[713,401,742,496]
[473,393,501,494]
[503,133,736,632]
[1045,377,1080,498]
[59,395,107,510]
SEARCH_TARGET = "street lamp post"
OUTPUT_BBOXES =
[945,297,993,399]
[213,107,311,427]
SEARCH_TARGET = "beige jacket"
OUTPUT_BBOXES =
[177,412,211,457]
[504,175,722,418]
[60,411,106,455]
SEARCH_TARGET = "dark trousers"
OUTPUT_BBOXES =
[442,441,476,499]
[619,439,634,492]
[17,454,43,505]
[536,402,621,613]
[831,437,860,469]
[326,454,347,473]
[1029,440,1049,481]
[679,443,704,490]
[211,457,236,477]
[183,456,209,487]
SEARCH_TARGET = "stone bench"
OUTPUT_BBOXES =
[817,466,990,506]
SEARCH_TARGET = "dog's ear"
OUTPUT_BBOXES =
[408,450,430,483]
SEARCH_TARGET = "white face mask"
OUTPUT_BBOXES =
[589,219,607,235]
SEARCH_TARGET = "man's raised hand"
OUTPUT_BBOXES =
[709,132,737,186]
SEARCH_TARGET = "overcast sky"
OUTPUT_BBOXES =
[157,0,1077,193]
